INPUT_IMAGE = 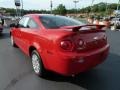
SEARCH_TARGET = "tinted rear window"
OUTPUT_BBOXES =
[39,15,84,29]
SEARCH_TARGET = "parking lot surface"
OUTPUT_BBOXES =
[0,28,120,90]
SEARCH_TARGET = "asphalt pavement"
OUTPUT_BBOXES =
[0,28,120,90]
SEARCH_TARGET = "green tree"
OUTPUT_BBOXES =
[53,4,67,15]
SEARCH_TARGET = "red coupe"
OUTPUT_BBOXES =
[10,14,110,77]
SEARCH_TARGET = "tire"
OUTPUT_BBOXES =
[10,35,17,47]
[31,50,46,77]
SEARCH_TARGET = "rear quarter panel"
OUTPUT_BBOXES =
[35,30,73,67]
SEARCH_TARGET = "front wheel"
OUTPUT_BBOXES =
[31,50,46,77]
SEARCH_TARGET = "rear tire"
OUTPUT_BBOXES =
[31,50,46,77]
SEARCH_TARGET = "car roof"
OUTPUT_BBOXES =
[24,14,57,18]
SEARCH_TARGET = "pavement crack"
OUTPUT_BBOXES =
[4,70,33,90]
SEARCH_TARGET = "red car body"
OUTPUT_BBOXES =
[10,14,110,76]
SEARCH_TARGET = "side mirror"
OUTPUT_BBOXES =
[10,23,19,28]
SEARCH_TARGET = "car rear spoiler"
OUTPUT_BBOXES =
[60,25,106,32]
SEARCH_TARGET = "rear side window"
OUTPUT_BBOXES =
[19,17,29,28]
[27,19,38,29]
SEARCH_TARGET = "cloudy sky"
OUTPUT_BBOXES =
[0,0,118,10]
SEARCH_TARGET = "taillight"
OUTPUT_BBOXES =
[60,40,74,51]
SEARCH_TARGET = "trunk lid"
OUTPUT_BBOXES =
[60,25,107,52]
[73,32,107,52]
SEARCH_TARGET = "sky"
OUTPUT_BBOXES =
[0,0,119,10]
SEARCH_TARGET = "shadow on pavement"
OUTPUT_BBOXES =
[43,53,120,90]
[0,31,10,39]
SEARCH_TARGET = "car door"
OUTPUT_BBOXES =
[19,18,39,55]
[13,17,27,47]
[15,17,30,54]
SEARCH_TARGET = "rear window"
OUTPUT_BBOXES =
[39,15,84,29]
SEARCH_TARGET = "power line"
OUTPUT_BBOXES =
[117,0,120,10]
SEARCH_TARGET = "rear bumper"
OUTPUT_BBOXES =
[45,44,110,76]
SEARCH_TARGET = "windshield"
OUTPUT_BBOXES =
[40,15,85,29]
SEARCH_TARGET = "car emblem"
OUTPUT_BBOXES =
[93,36,98,40]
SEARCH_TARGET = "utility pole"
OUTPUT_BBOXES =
[50,0,53,14]
[73,0,79,15]
[105,1,108,15]
[90,0,95,15]
[14,0,21,17]
[117,0,120,10]
[91,0,95,6]
[21,0,23,16]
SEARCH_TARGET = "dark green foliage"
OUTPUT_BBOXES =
[53,4,67,15]
[0,2,119,16]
